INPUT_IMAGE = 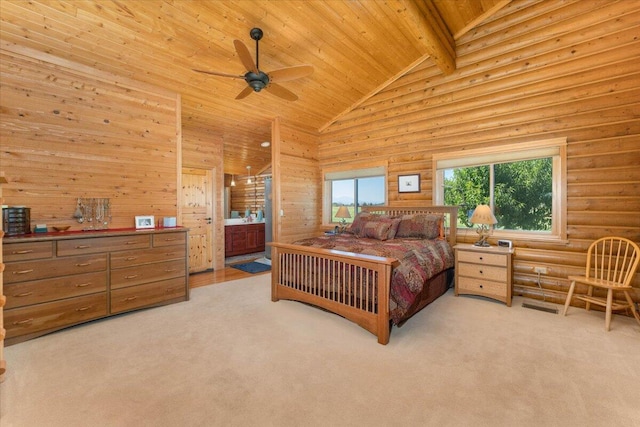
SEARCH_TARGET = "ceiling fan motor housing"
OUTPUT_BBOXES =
[246,71,269,92]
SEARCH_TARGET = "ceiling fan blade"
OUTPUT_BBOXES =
[193,69,245,79]
[265,83,298,101]
[233,39,258,73]
[268,65,314,83]
[235,86,254,100]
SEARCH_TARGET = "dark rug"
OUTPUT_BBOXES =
[231,261,271,274]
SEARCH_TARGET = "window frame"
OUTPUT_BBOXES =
[432,138,567,243]
[322,164,388,226]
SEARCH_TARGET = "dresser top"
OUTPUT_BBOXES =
[454,243,514,254]
[3,227,188,243]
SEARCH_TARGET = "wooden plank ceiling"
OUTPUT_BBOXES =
[0,0,508,175]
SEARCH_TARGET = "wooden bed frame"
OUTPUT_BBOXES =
[270,206,457,344]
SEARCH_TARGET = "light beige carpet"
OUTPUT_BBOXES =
[1,274,639,427]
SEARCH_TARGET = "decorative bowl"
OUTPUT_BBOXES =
[53,226,71,232]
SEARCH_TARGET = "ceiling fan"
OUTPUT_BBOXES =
[194,28,313,101]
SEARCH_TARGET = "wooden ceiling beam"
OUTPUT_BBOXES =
[396,0,456,75]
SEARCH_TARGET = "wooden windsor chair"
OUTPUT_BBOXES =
[562,237,640,331]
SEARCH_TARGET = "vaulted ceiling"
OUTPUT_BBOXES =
[0,0,509,175]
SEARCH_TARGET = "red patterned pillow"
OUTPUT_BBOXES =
[396,214,443,239]
[346,212,372,235]
[360,220,393,240]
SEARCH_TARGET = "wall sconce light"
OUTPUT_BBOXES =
[470,204,497,247]
[247,166,252,184]
[230,174,236,187]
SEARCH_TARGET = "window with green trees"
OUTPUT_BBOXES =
[433,138,567,241]
[443,158,552,230]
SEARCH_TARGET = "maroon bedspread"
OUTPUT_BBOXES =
[292,234,454,323]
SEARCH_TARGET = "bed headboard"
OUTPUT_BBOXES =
[360,205,458,247]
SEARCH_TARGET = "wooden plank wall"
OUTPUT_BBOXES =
[318,0,640,304]
[0,46,180,230]
[274,121,321,244]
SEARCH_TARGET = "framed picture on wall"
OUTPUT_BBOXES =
[135,215,155,229]
[398,174,420,193]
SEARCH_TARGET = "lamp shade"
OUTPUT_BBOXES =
[335,206,352,219]
[470,204,497,225]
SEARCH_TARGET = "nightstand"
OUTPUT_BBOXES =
[454,243,514,306]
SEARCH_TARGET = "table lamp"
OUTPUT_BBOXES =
[335,206,351,232]
[470,204,497,247]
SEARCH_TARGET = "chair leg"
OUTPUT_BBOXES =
[605,289,613,331]
[562,280,576,316]
[585,286,593,311]
[622,291,640,326]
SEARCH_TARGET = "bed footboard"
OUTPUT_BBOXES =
[270,243,399,344]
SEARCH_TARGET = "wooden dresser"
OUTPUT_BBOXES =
[2,228,188,345]
[0,176,7,381]
[454,243,514,306]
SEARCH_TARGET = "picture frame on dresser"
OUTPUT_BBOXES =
[398,174,420,193]
[135,215,154,229]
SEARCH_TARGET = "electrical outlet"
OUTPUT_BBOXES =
[533,266,548,274]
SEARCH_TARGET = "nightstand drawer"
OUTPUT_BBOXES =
[457,250,506,267]
[458,263,507,282]
[457,277,507,299]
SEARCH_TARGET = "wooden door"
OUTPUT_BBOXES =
[181,168,213,273]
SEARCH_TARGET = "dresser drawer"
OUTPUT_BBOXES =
[3,241,54,262]
[57,235,150,256]
[5,271,107,309]
[152,232,186,247]
[458,263,507,282]
[457,276,507,299]
[110,277,186,313]
[4,293,107,339]
[110,245,186,269]
[457,250,507,267]
[4,254,107,284]
[110,259,186,289]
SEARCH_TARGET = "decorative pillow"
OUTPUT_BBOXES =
[360,220,393,240]
[346,212,372,235]
[396,214,443,239]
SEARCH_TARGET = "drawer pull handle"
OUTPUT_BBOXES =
[479,256,483,260]
[126,257,138,261]
[13,318,34,326]
[164,269,177,273]
[75,283,91,288]
[479,285,484,289]
[479,270,483,274]
[14,269,34,275]
[13,250,34,254]
[15,292,34,297]
[75,245,91,249]
[164,238,177,241]
[124,296,138,302]
[75,263,91,267]
[125,241,138,245]
[75,306,92,312]
[124,275,139,279]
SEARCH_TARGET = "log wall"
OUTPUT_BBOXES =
[318,0,640,304]
[0,46,181,231]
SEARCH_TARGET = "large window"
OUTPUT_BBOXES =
[433,138,567,242]
[324,167,386,225]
